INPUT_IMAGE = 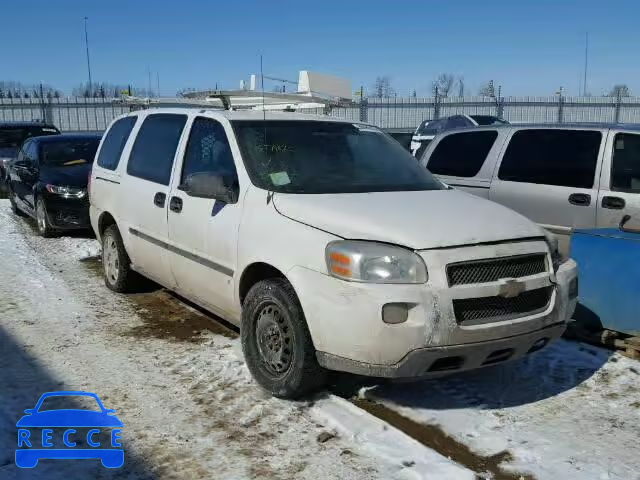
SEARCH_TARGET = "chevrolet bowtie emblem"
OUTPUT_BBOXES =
[498,279,526,298]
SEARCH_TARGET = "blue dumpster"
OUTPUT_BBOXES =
[570,221,640,336]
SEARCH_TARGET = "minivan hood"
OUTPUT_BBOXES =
[273,189,545,250]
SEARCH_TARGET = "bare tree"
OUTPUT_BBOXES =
[478,80,496,97]
[608,84,631,97]
[456,76,465,97]
[432,73,455,97]
[373,76,395,98]
[0,81,60,98]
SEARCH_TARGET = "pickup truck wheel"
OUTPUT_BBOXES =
[241,278,326,399]
[102,224,139,293]
[35,198,55,237]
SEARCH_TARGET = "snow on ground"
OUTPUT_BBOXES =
[366,340,640,480]
[0,200,471,479]
[1,199,639,479]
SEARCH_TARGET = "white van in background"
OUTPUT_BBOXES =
[410,115,508,157]
[89,109,577,398]
[419,124,640,252]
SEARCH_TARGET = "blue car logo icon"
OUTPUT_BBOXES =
[16,391,123,468]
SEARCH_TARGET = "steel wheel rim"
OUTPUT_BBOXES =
[36,202,46,233]
[256,303,293,377]
[103,236,120,285]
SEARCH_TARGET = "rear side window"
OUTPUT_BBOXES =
[127,114,187,185]
[611,133,640,193]
[97,116,136,170]
[499,130,601,188]
[427,131,498,177]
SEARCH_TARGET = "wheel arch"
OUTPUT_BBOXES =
[98,211,118,237]
[238,262,288,306]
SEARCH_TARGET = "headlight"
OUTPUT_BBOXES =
[46,184,86,198]
[544,230,565,272]
[326,240,428,284]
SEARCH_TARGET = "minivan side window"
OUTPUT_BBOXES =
[181,117,238,183]
[498,129,601,188]
[427,131,498,177]
[127,114,187,185]
[611,133,640,193]
[96,116,137,170]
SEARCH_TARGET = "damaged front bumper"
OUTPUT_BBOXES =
[290,240,578,378]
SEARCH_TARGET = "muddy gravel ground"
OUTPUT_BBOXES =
[1,200,639,480]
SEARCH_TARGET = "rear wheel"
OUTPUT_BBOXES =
[241,278,326,399]
[102,224,140,292]
[35,197,55,237]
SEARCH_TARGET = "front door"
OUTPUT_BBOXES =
[167,116,241,317]
[11,140,38,212]
[119,113,188,287]
[596,131,640,228]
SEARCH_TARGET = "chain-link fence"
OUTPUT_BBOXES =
[3,95,640,132]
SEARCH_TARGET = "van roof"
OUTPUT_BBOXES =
[124,107,361,124]
[446,122,640,133]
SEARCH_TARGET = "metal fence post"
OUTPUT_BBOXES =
[496,86,504,119]
[615,91,622,123]
[359,98,368,123]
[557,93,564,124]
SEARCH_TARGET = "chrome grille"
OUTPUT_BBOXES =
[452,286,553,326]
[447,253,547,286]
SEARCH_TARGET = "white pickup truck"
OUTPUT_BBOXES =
[89,109,578,398]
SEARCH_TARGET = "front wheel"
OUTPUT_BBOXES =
[35,198,54,237]
[9,190,27,217]
[241,278,326,399]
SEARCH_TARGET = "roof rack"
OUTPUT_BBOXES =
[118,90,353,113]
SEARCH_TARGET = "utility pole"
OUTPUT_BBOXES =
[582,32,589,96]
[156,72,160,97]
[84,17,93,96]
[147,66,152,98]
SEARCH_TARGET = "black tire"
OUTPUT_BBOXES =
[35,197,55,237]
[102,224,140,293]
[9,189,27,217]
[241,278,327,399]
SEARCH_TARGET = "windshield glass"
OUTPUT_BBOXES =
[232,120,444,194]
[415,119,443,136]
[38,395,102,412]
[0,126,60,148]
[470,115,509,126]
[40,138,100,166]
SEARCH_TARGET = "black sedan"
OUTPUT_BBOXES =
[7,134,101,236]
[0,122,60,186]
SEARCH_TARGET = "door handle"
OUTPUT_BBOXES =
[602,196,626,210]
[568,193,591,206]
[169,196,183,213]
[153,192,166,208]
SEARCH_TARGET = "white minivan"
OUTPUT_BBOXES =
[89,109,577,398]
[419,124,640,252]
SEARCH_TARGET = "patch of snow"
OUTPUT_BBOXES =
[0,200,472,479]
[312,395,474,480]
[367,340,640,480]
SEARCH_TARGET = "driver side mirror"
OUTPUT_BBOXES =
[178,172,238,203]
